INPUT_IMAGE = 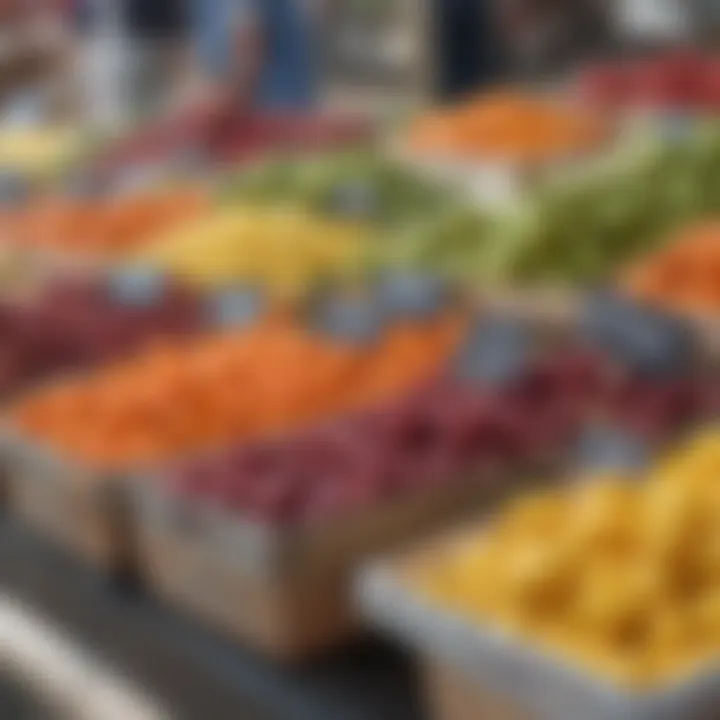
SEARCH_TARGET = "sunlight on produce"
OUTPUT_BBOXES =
[2,1,720,719]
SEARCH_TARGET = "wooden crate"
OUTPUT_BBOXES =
[1,405,565,661]
[130,468,529,661]
[4,435,132,572]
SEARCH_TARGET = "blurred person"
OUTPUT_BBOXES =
[433,0,502,100]
[122,0,188,117]
[497,0,612,77]
[0,0,72,122]
[185,0,319,117]
[74,0,188,129]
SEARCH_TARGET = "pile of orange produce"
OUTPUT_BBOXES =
[622,221,720,314]
[10,315,464,469]
[406,92,607,162]
[6,187,210,258]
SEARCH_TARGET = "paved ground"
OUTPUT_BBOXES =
[0,519,422,720]
[0,677,57,719]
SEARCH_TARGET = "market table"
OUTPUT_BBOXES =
[0,519,421,720]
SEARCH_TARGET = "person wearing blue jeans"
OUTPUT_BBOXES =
[188,0,318,113]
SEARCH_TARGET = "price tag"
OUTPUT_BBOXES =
[453,316,531,387]
[309,293,385,344]
[574,424,651,474]
[107,267,167,307]
[581,292,695,378]
[209,287,264,328]
[375,272,450,320]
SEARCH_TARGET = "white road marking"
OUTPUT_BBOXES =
[0,595,169,720]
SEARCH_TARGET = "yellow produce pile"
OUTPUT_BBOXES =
[414,430,720,689]
[0,127,81,177]
[133,207,367,297]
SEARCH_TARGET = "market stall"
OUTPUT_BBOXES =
[2,17,720,718]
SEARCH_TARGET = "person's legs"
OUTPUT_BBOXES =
[77,33,131,130]
[433,0,499,101]
[127,39,182,120]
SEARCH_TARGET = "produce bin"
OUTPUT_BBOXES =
[112,315,599,658]
[357,534,720,720]
[3,432,133,571]
[128,464,550,660]
[2,410,562,651]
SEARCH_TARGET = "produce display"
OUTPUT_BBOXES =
[221,151,457,225]
[10,314,463,468]
[596,370,710,440]
[96,111,371,171]
[163,311,720,528]
[5,186,210,259]
[0,127,83,178]
[470,127,720,283]
[576,293,714,442]
[213,112,372,162]
[165,349,598,525]
[405,92,607,162]
[623,221,720,314]
[220,151,492,279]
[408,428,720,688]
[133,207,367,295]
[252,129,720,286]
[7,53,720,715]
[578,50,720,113]
[0,276,205,397]
[0,242,46,297]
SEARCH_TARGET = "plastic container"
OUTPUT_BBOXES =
[357,534,720,720]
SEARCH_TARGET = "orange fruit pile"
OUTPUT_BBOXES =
[11,315,463,469]
[407,92,606,162]
[623,221,720,314]
[8,187,210,258]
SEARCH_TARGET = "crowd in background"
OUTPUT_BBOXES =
[0,0,620,125]
[0,0,710,129]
